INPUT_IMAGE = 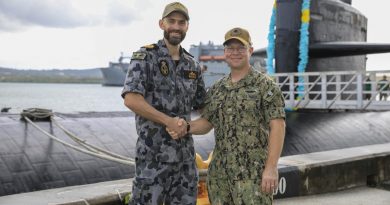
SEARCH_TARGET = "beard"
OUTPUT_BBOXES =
[164,30,186,46]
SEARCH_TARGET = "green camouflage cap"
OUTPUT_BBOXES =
[162,2,189,20]
[223,27,252,47]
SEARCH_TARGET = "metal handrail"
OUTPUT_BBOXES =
[327,74,357,109]
[272,70,390,110]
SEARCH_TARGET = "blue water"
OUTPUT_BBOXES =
[0,83,128,114]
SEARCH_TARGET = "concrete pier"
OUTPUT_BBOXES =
[275,186,390,205]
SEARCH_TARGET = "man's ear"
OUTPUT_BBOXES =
[159,19,164,30]
[249,47,254,55]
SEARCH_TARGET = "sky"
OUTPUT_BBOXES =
[0,0,389,71]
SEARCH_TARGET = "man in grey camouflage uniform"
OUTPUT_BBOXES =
[121,2,206,205]
[168,27,285,204]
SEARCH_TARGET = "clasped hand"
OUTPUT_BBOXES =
[166,117,187,139]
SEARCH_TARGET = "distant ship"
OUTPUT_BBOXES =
[100,55,130,87]
[100,42,264,87]
[189,42,231,87]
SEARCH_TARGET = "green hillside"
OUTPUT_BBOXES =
[0,67,103,84]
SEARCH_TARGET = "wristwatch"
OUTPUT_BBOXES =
[186,121,191,132]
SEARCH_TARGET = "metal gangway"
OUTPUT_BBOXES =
[273,70,390,110]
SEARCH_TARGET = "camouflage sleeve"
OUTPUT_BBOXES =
[262,79,286,121]
[200,86,217,124]
[121,51,148,98]
[192,64,207,110]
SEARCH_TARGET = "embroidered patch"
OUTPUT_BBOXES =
[159,60,169,76]
[131,52,146,60]
[183,70,198,79]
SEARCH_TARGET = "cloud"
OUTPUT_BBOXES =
[104,1,138,26]
[0,0,138,32]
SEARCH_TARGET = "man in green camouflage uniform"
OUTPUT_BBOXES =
[169,27,286,204]
[121,2,206,205]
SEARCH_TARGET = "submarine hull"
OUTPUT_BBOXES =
[1,111,390,196]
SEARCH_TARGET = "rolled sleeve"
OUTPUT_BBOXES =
[121,60,147,98]
[192,68,207,110]
[200,88,216,124]
[269,106,286,120]
[200,102,212,122]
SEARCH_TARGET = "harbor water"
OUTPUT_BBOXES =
[0,82,128,114]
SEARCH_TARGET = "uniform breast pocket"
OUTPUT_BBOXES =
[236,95,260,126]
[235,97,261,148]
[182,78,197,96]
[154,78,171,92]
[182,69,199,94]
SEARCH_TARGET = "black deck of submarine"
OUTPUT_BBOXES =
[0,110,389,196]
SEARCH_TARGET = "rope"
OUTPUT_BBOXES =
[82,199,90,205]
[20,108,53,120]
[21,108,135,165]
[51,117,132,161]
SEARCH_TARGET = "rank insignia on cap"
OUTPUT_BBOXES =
[183,70,198,79]
[231,28,242,36]
[159,60,169,76]
[131,52,146,60]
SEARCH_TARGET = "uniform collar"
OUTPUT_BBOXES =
[222,67,257,90]
[157,39,185,58]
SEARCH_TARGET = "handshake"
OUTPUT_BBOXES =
[165,117,188,140]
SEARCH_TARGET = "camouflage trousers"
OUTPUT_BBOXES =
[129,159,198,205]
[207,177,273,205]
